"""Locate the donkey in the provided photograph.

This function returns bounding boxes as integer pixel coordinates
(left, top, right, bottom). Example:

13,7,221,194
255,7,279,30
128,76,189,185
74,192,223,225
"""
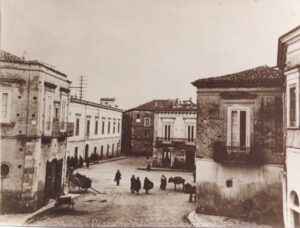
168,176,185,190
183,183,196,202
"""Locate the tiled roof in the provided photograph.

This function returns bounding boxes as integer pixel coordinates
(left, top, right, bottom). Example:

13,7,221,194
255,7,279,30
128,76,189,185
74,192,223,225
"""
125,99,197,112
0,50,67,77
192,66,283,89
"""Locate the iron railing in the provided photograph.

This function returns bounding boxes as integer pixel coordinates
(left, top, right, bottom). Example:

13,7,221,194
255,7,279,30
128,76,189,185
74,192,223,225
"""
156,137,196,146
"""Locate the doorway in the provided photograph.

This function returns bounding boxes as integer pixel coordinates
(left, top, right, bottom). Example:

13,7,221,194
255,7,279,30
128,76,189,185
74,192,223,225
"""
85,144,89,161
44,159,63,202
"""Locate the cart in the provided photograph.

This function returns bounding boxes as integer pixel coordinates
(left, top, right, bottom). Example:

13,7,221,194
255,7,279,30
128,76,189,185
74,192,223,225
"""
67,170,101,195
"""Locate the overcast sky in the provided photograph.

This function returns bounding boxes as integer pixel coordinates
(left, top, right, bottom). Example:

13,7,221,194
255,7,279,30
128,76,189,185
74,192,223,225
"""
1,0,300,109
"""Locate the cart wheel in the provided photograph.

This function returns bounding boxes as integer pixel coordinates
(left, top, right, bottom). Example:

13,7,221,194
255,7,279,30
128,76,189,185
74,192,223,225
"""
248,209,262,223
68,182,77,193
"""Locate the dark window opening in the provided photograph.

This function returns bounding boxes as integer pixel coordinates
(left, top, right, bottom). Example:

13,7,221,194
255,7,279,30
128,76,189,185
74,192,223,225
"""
290,85,296,127
240,111,246,150
1,164,9,178
226,180,233,188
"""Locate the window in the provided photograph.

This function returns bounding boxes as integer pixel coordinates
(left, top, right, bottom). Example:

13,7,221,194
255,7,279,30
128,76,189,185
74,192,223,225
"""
113,121,116,134
187,125,195,142
289,84,297,127
1,163,9,178
226,180,233,188
86,119,90,136
144,117,151,127
74,147,78,157
286,70,300,128
163,124,171,141
136,113,141,123
60,99,67,130
54,103,59,120
118,122,120,133
227,106,250,152
145,132,149,138
75,118,80,136
44,93,53,131
108,121,111,134
0,91,10,123
95,120,99,135
102,118,105,134
94,146,97,154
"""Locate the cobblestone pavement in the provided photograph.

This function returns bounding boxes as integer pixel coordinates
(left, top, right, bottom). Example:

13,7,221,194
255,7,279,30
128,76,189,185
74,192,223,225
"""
28,157,195,227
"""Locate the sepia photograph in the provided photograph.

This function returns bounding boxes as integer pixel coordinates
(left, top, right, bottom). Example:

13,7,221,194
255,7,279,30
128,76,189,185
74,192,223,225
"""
0,0,300,227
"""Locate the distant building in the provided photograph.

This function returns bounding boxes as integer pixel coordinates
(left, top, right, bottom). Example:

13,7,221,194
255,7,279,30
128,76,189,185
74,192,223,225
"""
192,66,284,217
278,26,300,228
152,100,197,170
122,98,196,170
67,97,123,166
0,50,73,213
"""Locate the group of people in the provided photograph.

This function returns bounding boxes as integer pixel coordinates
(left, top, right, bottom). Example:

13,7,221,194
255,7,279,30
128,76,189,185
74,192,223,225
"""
67,156,84,170
114,170,168,194
130,175,154,194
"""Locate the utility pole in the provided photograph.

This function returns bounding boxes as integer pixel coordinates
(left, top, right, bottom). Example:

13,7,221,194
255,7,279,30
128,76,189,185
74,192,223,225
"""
70,75,87,100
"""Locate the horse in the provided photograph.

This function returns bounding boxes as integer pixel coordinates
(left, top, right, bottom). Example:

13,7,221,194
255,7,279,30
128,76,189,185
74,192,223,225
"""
183,183,196,202
168,176,185,190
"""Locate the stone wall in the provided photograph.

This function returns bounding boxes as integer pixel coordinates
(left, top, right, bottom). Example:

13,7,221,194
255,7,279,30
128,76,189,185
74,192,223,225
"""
196,88,284,164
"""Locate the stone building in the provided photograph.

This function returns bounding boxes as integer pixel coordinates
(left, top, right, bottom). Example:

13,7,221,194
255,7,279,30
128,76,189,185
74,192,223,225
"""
122,100,167,156
278,26,300,228
122,99,195,159
0,50,73,213
152,101,197,170
192,66,284,217
67,97,123,165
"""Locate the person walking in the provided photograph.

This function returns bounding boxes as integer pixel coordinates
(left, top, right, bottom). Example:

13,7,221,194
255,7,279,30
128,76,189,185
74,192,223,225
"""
114,170,121,186
146,163,151,172
143,177,153,194
130,175,136,193
135,177,141,195
86,157,90,169
160,174,167,190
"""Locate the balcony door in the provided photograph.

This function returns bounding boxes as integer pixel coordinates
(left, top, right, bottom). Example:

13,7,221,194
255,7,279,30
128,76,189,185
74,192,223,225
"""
227,106,250,152
163,124,172,142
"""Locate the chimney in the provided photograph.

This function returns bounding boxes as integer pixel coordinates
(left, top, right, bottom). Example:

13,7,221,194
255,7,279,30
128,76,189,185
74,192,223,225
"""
100,97,116,106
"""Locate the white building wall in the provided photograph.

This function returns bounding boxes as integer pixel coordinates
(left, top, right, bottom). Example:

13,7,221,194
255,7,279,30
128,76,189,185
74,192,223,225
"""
153,112,196,139
67,101,122,160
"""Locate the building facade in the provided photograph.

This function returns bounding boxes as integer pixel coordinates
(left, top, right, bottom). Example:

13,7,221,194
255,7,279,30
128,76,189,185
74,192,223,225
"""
152,103,197,170
278,26,300,228
192,66,284,220
0,50,73,213
122,100,174,156
67,97,123,165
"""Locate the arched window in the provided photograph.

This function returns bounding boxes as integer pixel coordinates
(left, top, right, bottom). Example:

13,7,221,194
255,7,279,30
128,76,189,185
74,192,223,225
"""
290,191,299,206
1,163,10,178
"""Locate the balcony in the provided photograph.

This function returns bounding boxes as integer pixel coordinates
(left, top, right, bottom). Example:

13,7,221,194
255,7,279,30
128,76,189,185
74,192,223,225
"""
42,121,74,142
155,137,196,150
212,141,264,164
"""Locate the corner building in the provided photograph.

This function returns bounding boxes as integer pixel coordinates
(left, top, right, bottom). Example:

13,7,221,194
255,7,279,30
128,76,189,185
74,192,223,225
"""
0,50,72,213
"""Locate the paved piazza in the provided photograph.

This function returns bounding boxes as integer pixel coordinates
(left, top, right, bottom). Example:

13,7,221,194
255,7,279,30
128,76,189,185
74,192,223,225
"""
29,157,195,227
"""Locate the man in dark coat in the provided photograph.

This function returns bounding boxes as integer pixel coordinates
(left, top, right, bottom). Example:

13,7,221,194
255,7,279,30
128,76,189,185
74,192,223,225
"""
135,177,141,195
86,157,90,169
79,156,83,168
160,174,167,190
130,175,136,193
114,170,121,186
143,177,153,194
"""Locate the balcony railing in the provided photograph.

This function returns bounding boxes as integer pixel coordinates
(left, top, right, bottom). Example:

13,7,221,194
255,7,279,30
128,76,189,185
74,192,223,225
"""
155,137,196,148
212,141,263,164
43,121,74,138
